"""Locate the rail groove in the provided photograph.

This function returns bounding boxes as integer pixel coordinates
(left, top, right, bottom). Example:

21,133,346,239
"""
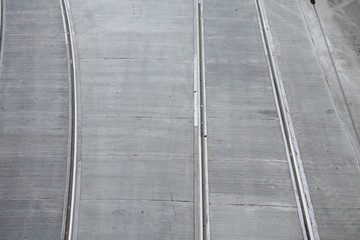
254,0,319,239
0,0,5,70
196,0,210,239
59,0,78,239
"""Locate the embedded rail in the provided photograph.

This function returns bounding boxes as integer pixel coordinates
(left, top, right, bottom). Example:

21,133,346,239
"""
59,0,78,239
255,0,319,239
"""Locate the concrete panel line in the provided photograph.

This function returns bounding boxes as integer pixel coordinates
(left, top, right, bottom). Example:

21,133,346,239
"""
254,0,320,239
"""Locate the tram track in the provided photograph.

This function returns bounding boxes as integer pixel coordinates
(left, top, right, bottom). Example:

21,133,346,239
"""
195,1,210,239
254,0,319,239
59,0,78,239
57,0,319,239
0,0,4,70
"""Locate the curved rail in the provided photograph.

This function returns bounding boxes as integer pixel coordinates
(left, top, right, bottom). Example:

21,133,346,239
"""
59,0,78,239
255,0,319,239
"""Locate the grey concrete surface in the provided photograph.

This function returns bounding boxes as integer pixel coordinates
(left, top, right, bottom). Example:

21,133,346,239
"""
0,0,69,239
203,0,303,239
317,0,360,122
310,0,360,163
69,0,195,239
2,0,360,239
296,0,360,166
263,0,360,239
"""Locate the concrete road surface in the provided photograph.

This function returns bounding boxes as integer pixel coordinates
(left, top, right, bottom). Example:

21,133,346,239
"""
69,0,195,239
0,0,360,239
0,0,69,239
203,0,303,239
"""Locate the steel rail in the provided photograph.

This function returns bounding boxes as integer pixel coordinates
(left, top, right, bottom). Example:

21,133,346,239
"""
194,0,203,239
197,0,210,239
0,0,5,71
254,0,319,239
59,0,78,239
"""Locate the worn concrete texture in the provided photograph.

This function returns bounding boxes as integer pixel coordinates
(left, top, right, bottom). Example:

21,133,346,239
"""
263,0,360,239
0,0,69,239
314,0,360,157
69,0,195,239
1,0,360,239
204,0,303,239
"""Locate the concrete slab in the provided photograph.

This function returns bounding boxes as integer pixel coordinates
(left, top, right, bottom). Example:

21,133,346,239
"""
72,13,193,60
70,0,195,239
79,59,193,118
81,155,193,201
203,0,303,239
77,200,193,240
70,0,193,16
210,204,302,240
263,0,360,238
0,199,65,240
2,0,359,239
315,0,360,140
0,0,69,239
